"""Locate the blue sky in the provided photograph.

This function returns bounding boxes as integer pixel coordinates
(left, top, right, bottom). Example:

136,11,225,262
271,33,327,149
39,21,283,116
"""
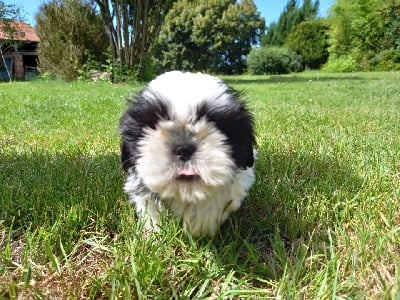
4,0,334,26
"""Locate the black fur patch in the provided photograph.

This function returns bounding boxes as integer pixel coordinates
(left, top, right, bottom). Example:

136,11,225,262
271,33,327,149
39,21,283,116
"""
196,90,255,169
120,92,170,171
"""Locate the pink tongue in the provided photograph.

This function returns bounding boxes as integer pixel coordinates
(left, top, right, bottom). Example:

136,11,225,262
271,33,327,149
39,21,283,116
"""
179,168,197,176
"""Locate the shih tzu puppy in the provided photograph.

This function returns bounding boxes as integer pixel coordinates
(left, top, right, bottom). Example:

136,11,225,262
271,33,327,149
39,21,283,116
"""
120,71,255,237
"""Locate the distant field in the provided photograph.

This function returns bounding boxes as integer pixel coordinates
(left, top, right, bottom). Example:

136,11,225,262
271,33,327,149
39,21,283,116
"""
0,72,399,298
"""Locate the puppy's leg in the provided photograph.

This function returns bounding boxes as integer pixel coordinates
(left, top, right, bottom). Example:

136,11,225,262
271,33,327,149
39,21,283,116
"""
131,193,160,231
183,168,255,237
182,200,224,237
124,170,160,231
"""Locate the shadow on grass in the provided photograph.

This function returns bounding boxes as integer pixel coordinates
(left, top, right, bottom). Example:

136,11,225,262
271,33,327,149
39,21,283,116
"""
1,145,364,283
0,150,124,242
212,143,364,280
224,74,374,85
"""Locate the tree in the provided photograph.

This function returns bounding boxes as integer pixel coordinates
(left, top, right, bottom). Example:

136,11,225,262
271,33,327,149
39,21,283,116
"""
154,0,265,74
262,0,319,46
0,1,23,81
379,0,400,51
0,1,20,21
36,0,108,80
326,0,400,71
326,0,354,59
285,19,329,69
94,0,175,79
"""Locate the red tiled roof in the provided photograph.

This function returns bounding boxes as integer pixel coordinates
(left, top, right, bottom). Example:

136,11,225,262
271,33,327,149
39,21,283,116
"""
0,20,39,42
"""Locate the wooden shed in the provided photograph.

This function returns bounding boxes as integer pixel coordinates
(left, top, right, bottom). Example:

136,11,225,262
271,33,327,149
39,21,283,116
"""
0,20,39,80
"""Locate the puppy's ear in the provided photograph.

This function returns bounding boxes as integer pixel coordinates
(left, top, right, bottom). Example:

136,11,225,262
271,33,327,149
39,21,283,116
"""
196,92,255,169
121,140,133,171
217,102,255,169
120,111,140,172
119,93,170,172
119,99,147,173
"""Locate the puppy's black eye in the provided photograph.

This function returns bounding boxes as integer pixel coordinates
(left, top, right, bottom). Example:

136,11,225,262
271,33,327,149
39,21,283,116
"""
173,144,196,162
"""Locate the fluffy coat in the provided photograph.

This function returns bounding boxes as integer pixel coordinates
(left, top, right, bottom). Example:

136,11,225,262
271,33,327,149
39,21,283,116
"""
120,71,255,237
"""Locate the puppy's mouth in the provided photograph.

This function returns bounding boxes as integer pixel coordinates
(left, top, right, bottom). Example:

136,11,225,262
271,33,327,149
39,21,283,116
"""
177,169,200,181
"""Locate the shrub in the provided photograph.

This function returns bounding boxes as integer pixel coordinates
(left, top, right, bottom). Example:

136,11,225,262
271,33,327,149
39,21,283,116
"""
247,46,304,75
36,0,108,81
321,55,359,72
285,20,330,69
369,49,400,71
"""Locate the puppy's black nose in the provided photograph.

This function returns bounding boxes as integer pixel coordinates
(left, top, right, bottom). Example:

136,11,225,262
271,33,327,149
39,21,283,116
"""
174,144,196,161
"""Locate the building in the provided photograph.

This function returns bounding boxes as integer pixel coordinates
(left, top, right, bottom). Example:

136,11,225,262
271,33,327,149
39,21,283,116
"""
0,20,39,80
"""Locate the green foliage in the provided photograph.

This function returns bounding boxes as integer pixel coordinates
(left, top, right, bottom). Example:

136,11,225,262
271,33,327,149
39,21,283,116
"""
94,0,175,81
154,0,265,74
368,49,400,71
262,0,319,47
109,62,138,83
380,0,400,50
77,52,140,83
285,20,329,69
321,54,358,72
327,0,400,71
36,0,108,81
0,1,21,21
247,46,304,75
0,2,23,82
77,51,103,81
0,2,22,55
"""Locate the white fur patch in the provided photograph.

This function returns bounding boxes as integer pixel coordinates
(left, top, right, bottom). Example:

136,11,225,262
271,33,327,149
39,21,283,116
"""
125,166,255,237
143,71,233,122
136,119,235,202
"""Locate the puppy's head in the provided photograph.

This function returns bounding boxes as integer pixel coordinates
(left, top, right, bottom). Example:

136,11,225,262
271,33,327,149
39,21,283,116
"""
120,71,254,203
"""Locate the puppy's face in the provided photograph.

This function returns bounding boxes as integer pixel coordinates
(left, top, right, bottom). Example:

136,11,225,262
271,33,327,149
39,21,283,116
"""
135,116,235,202
120,71,255,203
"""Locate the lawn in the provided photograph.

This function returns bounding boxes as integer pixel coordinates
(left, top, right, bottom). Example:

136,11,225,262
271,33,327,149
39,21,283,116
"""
0,72,399,299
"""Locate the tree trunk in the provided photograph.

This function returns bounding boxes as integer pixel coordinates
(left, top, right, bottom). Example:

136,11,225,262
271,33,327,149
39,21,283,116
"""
138,0,149,77
95,0,118,62
0,44,12,82
94,0,175,79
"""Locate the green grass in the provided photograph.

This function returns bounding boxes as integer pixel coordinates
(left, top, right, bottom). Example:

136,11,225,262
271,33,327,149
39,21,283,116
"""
0,72,399,299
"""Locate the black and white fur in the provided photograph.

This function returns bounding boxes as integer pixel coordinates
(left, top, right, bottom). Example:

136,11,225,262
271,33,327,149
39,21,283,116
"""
120,71,255,237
